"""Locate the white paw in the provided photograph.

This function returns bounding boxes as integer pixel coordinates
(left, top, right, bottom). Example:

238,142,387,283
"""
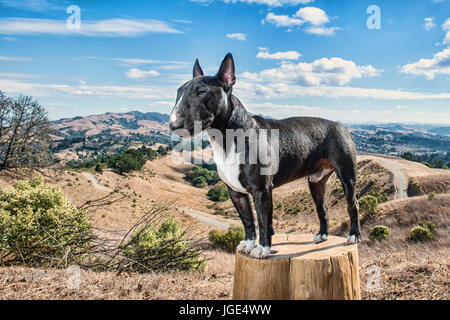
237,239,255,254
347,235,361,245
313,233,328,244
249,245,271,259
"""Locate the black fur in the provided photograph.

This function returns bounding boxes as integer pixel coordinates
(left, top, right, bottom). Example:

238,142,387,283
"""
170,53,361,254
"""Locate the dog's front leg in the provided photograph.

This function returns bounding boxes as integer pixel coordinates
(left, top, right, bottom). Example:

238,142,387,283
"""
228,187,257,254
250,188,273,259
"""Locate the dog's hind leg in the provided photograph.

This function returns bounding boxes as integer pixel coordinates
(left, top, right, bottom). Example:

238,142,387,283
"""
309,171,333,244
333,157,361,245
228,187,257,254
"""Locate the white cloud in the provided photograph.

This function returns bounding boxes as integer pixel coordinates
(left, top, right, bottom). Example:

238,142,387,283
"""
256,47,301,60
0,18,181,37
85,56,191,69
294,7,329,26
265,12,304,27
0,0,62,12
264,6,339,36
234,79,450,101
0,72,36,78
442,18,450,31
226,33,247,41
400,48,450,79
191,0,315,6
243,101,449,124
2,74,450,115
304,26,340,36
444,31,450,44
0,78,175,100
0,55,31,61
424,17,436,31
125,68,160,79
242,57,382,86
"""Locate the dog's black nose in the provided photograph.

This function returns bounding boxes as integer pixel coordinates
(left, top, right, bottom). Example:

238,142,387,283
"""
169,121,183,132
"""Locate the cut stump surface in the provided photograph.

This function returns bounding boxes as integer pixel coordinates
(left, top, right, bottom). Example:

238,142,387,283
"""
233,234,361,300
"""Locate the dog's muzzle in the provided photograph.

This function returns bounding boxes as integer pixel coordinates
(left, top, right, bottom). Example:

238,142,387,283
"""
169,120,184,132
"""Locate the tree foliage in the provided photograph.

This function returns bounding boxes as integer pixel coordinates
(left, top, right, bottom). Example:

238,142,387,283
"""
359,195,379,221
186,165,220,188
208,226,244,253
0,176,92,267
369,225,390,241
207,184,230,202
121,217,205,272
0,92,53,169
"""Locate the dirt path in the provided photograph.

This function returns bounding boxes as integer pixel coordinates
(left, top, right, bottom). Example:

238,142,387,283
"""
180,207,235,230
81,172,112,193
358,154,408,200
81,169,234,230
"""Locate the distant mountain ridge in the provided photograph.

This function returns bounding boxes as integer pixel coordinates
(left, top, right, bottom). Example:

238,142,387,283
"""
53,111,170,137
51,111,449,162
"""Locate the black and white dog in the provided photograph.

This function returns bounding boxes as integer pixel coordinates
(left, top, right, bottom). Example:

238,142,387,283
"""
169,53,360,259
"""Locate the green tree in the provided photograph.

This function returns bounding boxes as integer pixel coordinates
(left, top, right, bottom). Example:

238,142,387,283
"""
207,184,230,202
108,152,146,174
0,92,53,169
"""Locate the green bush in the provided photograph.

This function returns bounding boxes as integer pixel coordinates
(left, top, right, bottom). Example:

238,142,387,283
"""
121,218,205,272
0,176,92,267
209,226,244,253
419,220,436,235
108,151,146,174
428,192,436,200
408,179,421,196
369,225,390,241
95,162,103,174
192,176,208,188
187,166,220,187
359,195,379,220
409,226,434,242
207,185,230,202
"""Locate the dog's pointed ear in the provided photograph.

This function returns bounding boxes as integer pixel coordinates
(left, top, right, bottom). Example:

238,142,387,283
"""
217,53,236,86
193,58,204,78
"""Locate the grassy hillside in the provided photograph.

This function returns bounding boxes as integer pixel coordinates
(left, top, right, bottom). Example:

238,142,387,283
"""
0,153,449,299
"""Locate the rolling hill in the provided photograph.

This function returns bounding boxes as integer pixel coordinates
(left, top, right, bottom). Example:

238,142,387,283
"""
51,111,450,164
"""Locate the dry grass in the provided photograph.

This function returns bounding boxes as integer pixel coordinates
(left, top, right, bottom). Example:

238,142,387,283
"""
361,260,449,300
358,194,450,300
0,248,236,300
1,156,449,300
408,174,450,196
0,266,233,300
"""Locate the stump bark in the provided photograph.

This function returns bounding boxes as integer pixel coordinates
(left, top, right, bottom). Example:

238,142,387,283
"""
233,234,361,300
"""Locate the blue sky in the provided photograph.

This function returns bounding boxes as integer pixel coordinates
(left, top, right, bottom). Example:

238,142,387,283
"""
0,0,449,124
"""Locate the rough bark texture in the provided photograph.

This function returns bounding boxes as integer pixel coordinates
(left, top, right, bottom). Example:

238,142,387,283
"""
233,234,361,300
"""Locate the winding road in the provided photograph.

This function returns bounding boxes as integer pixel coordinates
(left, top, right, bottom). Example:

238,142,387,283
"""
357,154,408,200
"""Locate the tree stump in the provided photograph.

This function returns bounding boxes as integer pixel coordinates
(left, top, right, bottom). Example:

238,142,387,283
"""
233,234,361,300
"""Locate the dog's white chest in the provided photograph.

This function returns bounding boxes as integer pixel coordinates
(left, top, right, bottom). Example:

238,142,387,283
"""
207,135,249,194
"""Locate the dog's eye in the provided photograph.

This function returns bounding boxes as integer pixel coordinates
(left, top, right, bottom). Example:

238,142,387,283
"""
197,90,206,96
